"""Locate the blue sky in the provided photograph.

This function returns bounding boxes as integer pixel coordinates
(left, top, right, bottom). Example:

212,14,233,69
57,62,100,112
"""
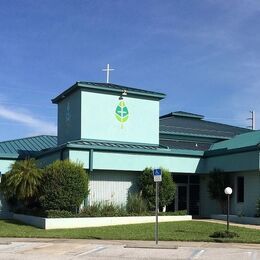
0,0,260,141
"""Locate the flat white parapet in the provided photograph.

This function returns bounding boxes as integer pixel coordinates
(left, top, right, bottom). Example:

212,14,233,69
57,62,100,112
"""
13,214,192,230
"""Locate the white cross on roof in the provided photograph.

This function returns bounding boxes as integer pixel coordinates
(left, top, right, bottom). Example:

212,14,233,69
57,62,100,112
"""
102,64,115,83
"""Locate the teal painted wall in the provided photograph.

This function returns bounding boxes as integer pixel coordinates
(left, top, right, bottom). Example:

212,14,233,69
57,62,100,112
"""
69,149,201,173
37,152,61,168
204,151,260,173
230,172,260,217
93,152,201,173
0,159,15,174
69,150,90,167
88,170,139,206
81,91,159,144
57,90,81,145
0,192,10,219
199,174,222,216
0,159,15,218
200,171,260,217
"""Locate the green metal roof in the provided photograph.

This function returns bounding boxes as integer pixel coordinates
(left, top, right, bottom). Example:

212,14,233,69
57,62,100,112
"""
0,135,57,159
52,81,166,103
38,139,204,158
209,130,260,151
160,111,251,139
160,111,204,120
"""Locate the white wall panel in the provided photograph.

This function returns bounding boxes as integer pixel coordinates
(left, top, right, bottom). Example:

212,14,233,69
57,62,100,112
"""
88,170,139,206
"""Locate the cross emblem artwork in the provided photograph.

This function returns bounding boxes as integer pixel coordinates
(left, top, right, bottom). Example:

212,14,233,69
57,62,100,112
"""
115,101,129,128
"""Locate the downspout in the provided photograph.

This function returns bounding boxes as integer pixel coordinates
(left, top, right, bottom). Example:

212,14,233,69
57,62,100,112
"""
187,175,190,215
258,144,260,173
60,147,66,160
259,150,260,173
86,149,94,207
89,149,94,172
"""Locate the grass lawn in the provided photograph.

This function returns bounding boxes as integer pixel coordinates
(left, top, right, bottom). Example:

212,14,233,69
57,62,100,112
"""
0,220,260,243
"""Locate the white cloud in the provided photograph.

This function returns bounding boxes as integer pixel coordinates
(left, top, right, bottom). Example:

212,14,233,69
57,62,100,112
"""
0,105,57,135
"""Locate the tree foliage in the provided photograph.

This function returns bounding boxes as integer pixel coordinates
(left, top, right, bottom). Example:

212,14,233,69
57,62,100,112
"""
0,158,42,206
39,160,89,212
139,167,176,210
207,168,231,213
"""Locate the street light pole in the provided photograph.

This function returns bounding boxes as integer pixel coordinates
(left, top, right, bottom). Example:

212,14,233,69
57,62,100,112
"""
224,187,232,233
227,194,230,232
155,182,159,245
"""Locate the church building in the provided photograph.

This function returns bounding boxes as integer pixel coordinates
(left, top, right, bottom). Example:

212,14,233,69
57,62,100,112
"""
0,81,260,219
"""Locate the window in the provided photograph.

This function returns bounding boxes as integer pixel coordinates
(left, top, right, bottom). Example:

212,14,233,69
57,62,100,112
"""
237,177,244,203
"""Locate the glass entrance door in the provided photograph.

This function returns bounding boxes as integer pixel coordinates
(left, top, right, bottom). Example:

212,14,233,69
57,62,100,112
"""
176,185,187,211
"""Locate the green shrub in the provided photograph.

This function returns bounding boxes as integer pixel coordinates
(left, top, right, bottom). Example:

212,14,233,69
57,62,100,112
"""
14,208,75,218
1,159,42,207
14,207,47,217
210,231,239,238
46,210,75,218
39,160,89,212
80,202,127,217
139,168,176,210
126,193,147,214
207,168,231,213
14,208,187,218
80,202,103,217
171,210,187,216
102,203,126,216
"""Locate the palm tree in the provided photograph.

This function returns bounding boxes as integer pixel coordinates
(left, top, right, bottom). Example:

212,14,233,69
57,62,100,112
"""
4,158,42,205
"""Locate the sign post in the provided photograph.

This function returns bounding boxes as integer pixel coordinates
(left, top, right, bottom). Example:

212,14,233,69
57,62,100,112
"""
153,169,162,245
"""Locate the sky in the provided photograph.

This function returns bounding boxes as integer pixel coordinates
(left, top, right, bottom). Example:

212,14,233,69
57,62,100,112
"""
0,0,260,141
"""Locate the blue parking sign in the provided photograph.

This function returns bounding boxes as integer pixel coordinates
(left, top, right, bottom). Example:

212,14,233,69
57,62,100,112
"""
153,169,162,182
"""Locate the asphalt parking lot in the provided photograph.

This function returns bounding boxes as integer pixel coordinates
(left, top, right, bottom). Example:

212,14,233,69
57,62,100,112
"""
0,238,260,259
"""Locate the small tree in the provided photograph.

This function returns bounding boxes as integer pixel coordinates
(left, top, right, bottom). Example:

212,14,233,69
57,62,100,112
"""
207,168,231,213
139,167,176,211
39,160,89,212
0,158,42,206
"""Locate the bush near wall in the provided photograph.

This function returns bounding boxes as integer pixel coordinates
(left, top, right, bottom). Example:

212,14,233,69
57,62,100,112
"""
139,167,176,211
207,168,231,213
0,158,42,208
126,193,147,214
14,207,187,218
39,160,89,213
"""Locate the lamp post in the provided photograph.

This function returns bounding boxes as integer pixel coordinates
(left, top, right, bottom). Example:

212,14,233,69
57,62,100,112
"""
224,187,232,233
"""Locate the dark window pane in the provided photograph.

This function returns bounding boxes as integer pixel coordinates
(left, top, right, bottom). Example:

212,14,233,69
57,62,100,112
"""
237,177,244,203
178,186,187,210
172,175,188,183
189,184,200,215
189,175,200,184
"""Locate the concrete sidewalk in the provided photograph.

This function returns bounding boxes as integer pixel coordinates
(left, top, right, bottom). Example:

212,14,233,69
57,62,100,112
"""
1,237,260,249
0,238,260,260
193,218,260,230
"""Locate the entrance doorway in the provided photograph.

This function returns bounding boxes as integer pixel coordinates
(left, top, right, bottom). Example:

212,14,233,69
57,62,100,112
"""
175,185,188,211
167,174,200,215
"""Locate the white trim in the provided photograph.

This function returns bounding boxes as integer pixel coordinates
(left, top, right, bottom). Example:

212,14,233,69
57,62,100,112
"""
13,214,192,230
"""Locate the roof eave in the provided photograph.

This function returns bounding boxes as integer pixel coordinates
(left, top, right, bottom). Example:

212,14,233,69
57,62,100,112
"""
66,143,204,157
0,153,20,160
204,144,260,157
52,83,78,104
159,131,231,140
52,82,166,103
